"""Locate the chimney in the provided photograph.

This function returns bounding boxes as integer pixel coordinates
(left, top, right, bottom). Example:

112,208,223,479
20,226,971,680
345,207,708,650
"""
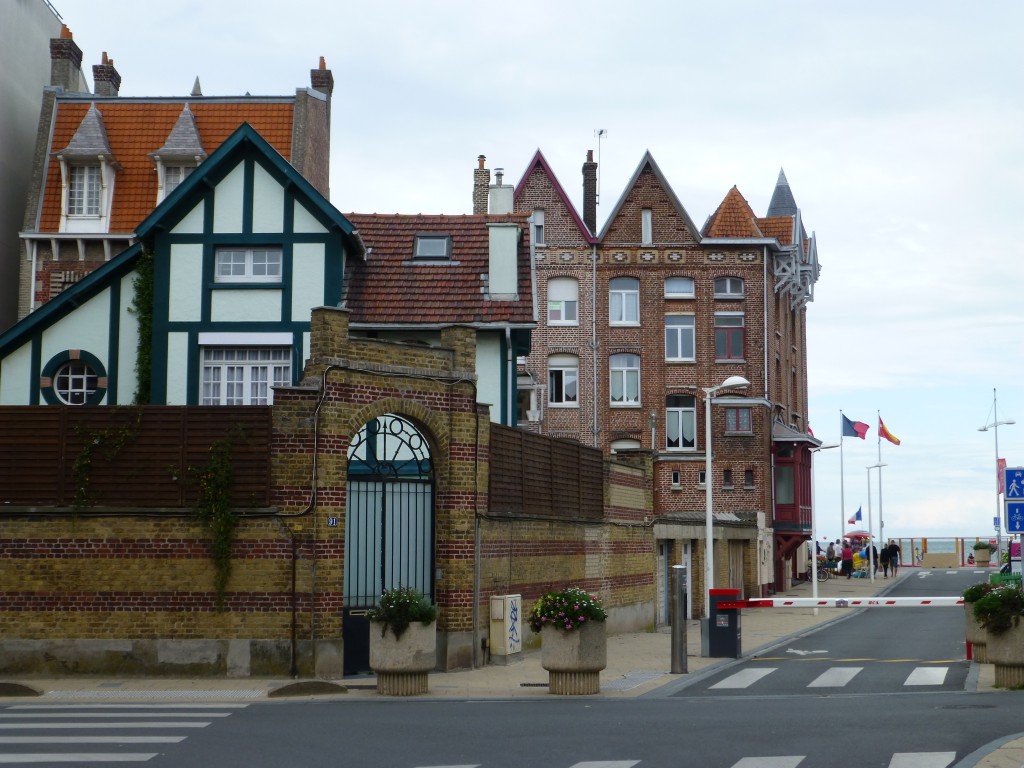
49,24,84,92
582,149,598,234
310,56,334,97
92,52,121,97
489,167,513,214
473,155,490,214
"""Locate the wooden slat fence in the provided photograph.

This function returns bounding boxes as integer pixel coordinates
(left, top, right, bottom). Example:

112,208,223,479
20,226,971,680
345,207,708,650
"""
488,424,603,519
0,406,271,508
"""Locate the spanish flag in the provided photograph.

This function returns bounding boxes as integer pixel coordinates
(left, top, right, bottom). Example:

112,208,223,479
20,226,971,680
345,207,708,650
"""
879,417,901,446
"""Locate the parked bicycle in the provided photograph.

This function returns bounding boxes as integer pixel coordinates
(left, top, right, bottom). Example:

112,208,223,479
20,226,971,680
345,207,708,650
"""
807,561,832,581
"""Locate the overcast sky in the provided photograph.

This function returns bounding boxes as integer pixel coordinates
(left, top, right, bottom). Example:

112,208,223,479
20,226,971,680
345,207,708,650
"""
60,1,1024,544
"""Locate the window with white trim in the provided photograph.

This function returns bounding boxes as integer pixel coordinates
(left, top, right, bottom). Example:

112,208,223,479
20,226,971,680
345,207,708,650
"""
201,347,291,405
609,353,640,405
532,209,545,246
214,248,283,283
164,165,193,195
714,276,745,298
548,354,578,406
665,315,695,361
665,394,696,451
641,208,653,245
609,277,639,325
54,361,99,405
68,165,101,216
664,276,695,298
714,312,745,360
547,277,578,325
725,406,752,433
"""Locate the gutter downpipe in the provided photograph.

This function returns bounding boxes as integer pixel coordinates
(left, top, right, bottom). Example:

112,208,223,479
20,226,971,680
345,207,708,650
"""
763,246,769,398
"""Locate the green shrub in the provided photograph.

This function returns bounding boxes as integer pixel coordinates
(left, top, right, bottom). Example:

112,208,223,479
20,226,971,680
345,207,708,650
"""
529,586,607,633
367,586,437,640
963,582,997,603
972,585,1024,634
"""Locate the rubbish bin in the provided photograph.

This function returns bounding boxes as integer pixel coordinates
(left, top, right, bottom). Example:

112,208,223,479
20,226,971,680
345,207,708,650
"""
705,588,742,658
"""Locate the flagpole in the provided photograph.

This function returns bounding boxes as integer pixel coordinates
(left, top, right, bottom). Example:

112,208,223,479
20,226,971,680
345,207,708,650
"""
878,410,884,551
840,410,846,541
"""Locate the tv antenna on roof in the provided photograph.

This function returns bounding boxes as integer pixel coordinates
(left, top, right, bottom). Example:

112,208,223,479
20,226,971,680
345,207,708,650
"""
594,129,607,205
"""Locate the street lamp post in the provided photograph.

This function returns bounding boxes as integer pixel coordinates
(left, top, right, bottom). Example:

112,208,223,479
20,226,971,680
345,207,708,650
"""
866,462,887,583
979,388,1015,566
703,375,750,618
810,443,839,612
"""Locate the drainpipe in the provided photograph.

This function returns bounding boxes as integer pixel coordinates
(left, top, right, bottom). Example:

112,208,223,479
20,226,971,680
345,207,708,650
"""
506,327,514,426
591,244,599,448
763,246,769,400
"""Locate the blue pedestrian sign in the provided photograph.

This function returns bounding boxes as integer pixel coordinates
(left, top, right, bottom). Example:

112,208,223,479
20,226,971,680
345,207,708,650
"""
1007,501,1024,534
1006,467,1024,500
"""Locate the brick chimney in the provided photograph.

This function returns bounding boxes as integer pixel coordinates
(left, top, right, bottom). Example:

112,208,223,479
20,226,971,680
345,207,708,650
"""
473,155,490,214
49,24,84,92
582,149,598,234
92,52,121,97
310,56,334,97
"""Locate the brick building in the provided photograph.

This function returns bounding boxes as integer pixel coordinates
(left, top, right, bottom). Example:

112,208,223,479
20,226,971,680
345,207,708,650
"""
480,151,821,615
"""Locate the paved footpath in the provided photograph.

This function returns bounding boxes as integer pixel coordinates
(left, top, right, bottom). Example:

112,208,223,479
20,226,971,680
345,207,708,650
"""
0,569,1017,766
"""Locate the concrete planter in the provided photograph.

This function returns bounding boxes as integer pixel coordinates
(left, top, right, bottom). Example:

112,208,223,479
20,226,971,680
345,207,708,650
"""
964,602,988,663
369,620,436,696
541,620,607,695
985,618,1024,688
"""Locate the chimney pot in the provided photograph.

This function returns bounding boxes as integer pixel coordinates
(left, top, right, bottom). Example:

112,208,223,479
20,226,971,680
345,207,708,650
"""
472,155,491,214
495,168,504,186
60,24,72,39
478,155,486,170
587,149,594,162
319,56,327,70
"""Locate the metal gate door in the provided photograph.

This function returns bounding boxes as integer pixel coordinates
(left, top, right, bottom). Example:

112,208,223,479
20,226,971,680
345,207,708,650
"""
343,414,434,675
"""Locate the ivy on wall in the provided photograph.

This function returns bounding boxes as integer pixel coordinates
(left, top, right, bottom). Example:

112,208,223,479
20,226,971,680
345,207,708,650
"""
72,409,143,511
190,439,236,609
129,249,154,405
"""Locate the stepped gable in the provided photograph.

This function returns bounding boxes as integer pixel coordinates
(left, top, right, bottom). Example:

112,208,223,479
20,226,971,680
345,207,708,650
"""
344,213,534,326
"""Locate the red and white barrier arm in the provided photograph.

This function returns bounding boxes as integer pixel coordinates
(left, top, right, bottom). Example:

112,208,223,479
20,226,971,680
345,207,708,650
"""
717,597,964,609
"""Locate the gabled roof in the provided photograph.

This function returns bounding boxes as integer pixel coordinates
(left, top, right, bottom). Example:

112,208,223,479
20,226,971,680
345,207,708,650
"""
702,186,763,238
54,104,118,165
344,213,534,327
512,149,597,243
597,151,701,242
37,97,295,233
136,122,357,248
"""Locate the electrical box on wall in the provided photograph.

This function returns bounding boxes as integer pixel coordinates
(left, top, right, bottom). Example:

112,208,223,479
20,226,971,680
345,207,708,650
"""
489,594,522,659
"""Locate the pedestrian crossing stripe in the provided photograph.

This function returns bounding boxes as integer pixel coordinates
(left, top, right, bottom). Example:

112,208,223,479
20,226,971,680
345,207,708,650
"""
710,665,951,690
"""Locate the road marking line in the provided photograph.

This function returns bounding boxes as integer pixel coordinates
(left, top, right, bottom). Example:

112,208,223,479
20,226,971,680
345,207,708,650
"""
0,737,185,744
0,755,158,763
0,722,210,729
888,752,956,767
0,712,229,719
732,758,804,767
710,668,776,689
808,667,862,687
904,667,948,686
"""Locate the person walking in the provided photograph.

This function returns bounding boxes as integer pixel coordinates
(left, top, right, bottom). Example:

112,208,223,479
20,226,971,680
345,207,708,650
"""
879,543,891,577
841,540,854,579
870,542,879,576
887,539,902,577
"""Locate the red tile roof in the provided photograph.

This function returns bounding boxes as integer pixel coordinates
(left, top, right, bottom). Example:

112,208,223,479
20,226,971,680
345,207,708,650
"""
702,186,762,238
755,216,794,246
345,213,535,326
39,99,295,232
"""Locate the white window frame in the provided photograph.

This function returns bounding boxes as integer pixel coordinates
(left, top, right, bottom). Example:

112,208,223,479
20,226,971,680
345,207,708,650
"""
214,248,283,284
609,277,640,325
664,276,695,298
201,347,291,405
547,277,578,325
68,165,101,216
164,164,193,196
665,315,695,362
54,360,99,405
714,312,745,360
714,276,745,298
547,354,579,407
532,209,545,246
665,394,697,451
609,353,640,406
641,208,653,245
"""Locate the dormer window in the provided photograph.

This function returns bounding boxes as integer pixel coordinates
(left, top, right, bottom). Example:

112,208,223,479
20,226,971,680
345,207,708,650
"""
414,235,451,260
68,165,101,215
164,165,194,196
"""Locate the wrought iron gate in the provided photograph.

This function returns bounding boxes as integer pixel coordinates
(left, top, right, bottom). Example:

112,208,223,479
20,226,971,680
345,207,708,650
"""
343,414,434,675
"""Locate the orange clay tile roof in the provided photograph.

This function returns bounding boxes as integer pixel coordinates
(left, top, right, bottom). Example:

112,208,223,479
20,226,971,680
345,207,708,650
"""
344,213,535,326
702,186,762,238
39,99,294,233
755,216,795,246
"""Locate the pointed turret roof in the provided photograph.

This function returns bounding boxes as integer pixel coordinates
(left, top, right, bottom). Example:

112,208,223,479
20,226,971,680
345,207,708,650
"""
766,168,798,217
148,104,207,161
55,104,119,166
702,186,763,238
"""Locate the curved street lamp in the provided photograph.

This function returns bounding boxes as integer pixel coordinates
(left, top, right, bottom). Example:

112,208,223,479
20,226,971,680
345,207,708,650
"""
703,375,750,618
979,387,1014,564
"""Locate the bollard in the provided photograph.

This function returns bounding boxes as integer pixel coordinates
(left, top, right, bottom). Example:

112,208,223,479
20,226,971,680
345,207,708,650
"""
671,564,688,674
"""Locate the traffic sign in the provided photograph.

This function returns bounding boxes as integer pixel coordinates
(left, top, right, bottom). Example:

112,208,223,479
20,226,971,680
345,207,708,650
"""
995,516,1001,530
1007,501,1024,534
1005,467,1024,499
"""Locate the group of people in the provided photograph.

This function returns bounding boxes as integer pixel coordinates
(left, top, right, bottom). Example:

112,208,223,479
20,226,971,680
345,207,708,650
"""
820,538,902,579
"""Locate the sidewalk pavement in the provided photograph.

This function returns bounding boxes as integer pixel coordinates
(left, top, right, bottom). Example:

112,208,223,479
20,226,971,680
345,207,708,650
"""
0,568,1015,764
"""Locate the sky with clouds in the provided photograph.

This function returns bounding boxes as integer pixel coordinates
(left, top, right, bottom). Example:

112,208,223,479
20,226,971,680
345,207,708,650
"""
59,0,1024,543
